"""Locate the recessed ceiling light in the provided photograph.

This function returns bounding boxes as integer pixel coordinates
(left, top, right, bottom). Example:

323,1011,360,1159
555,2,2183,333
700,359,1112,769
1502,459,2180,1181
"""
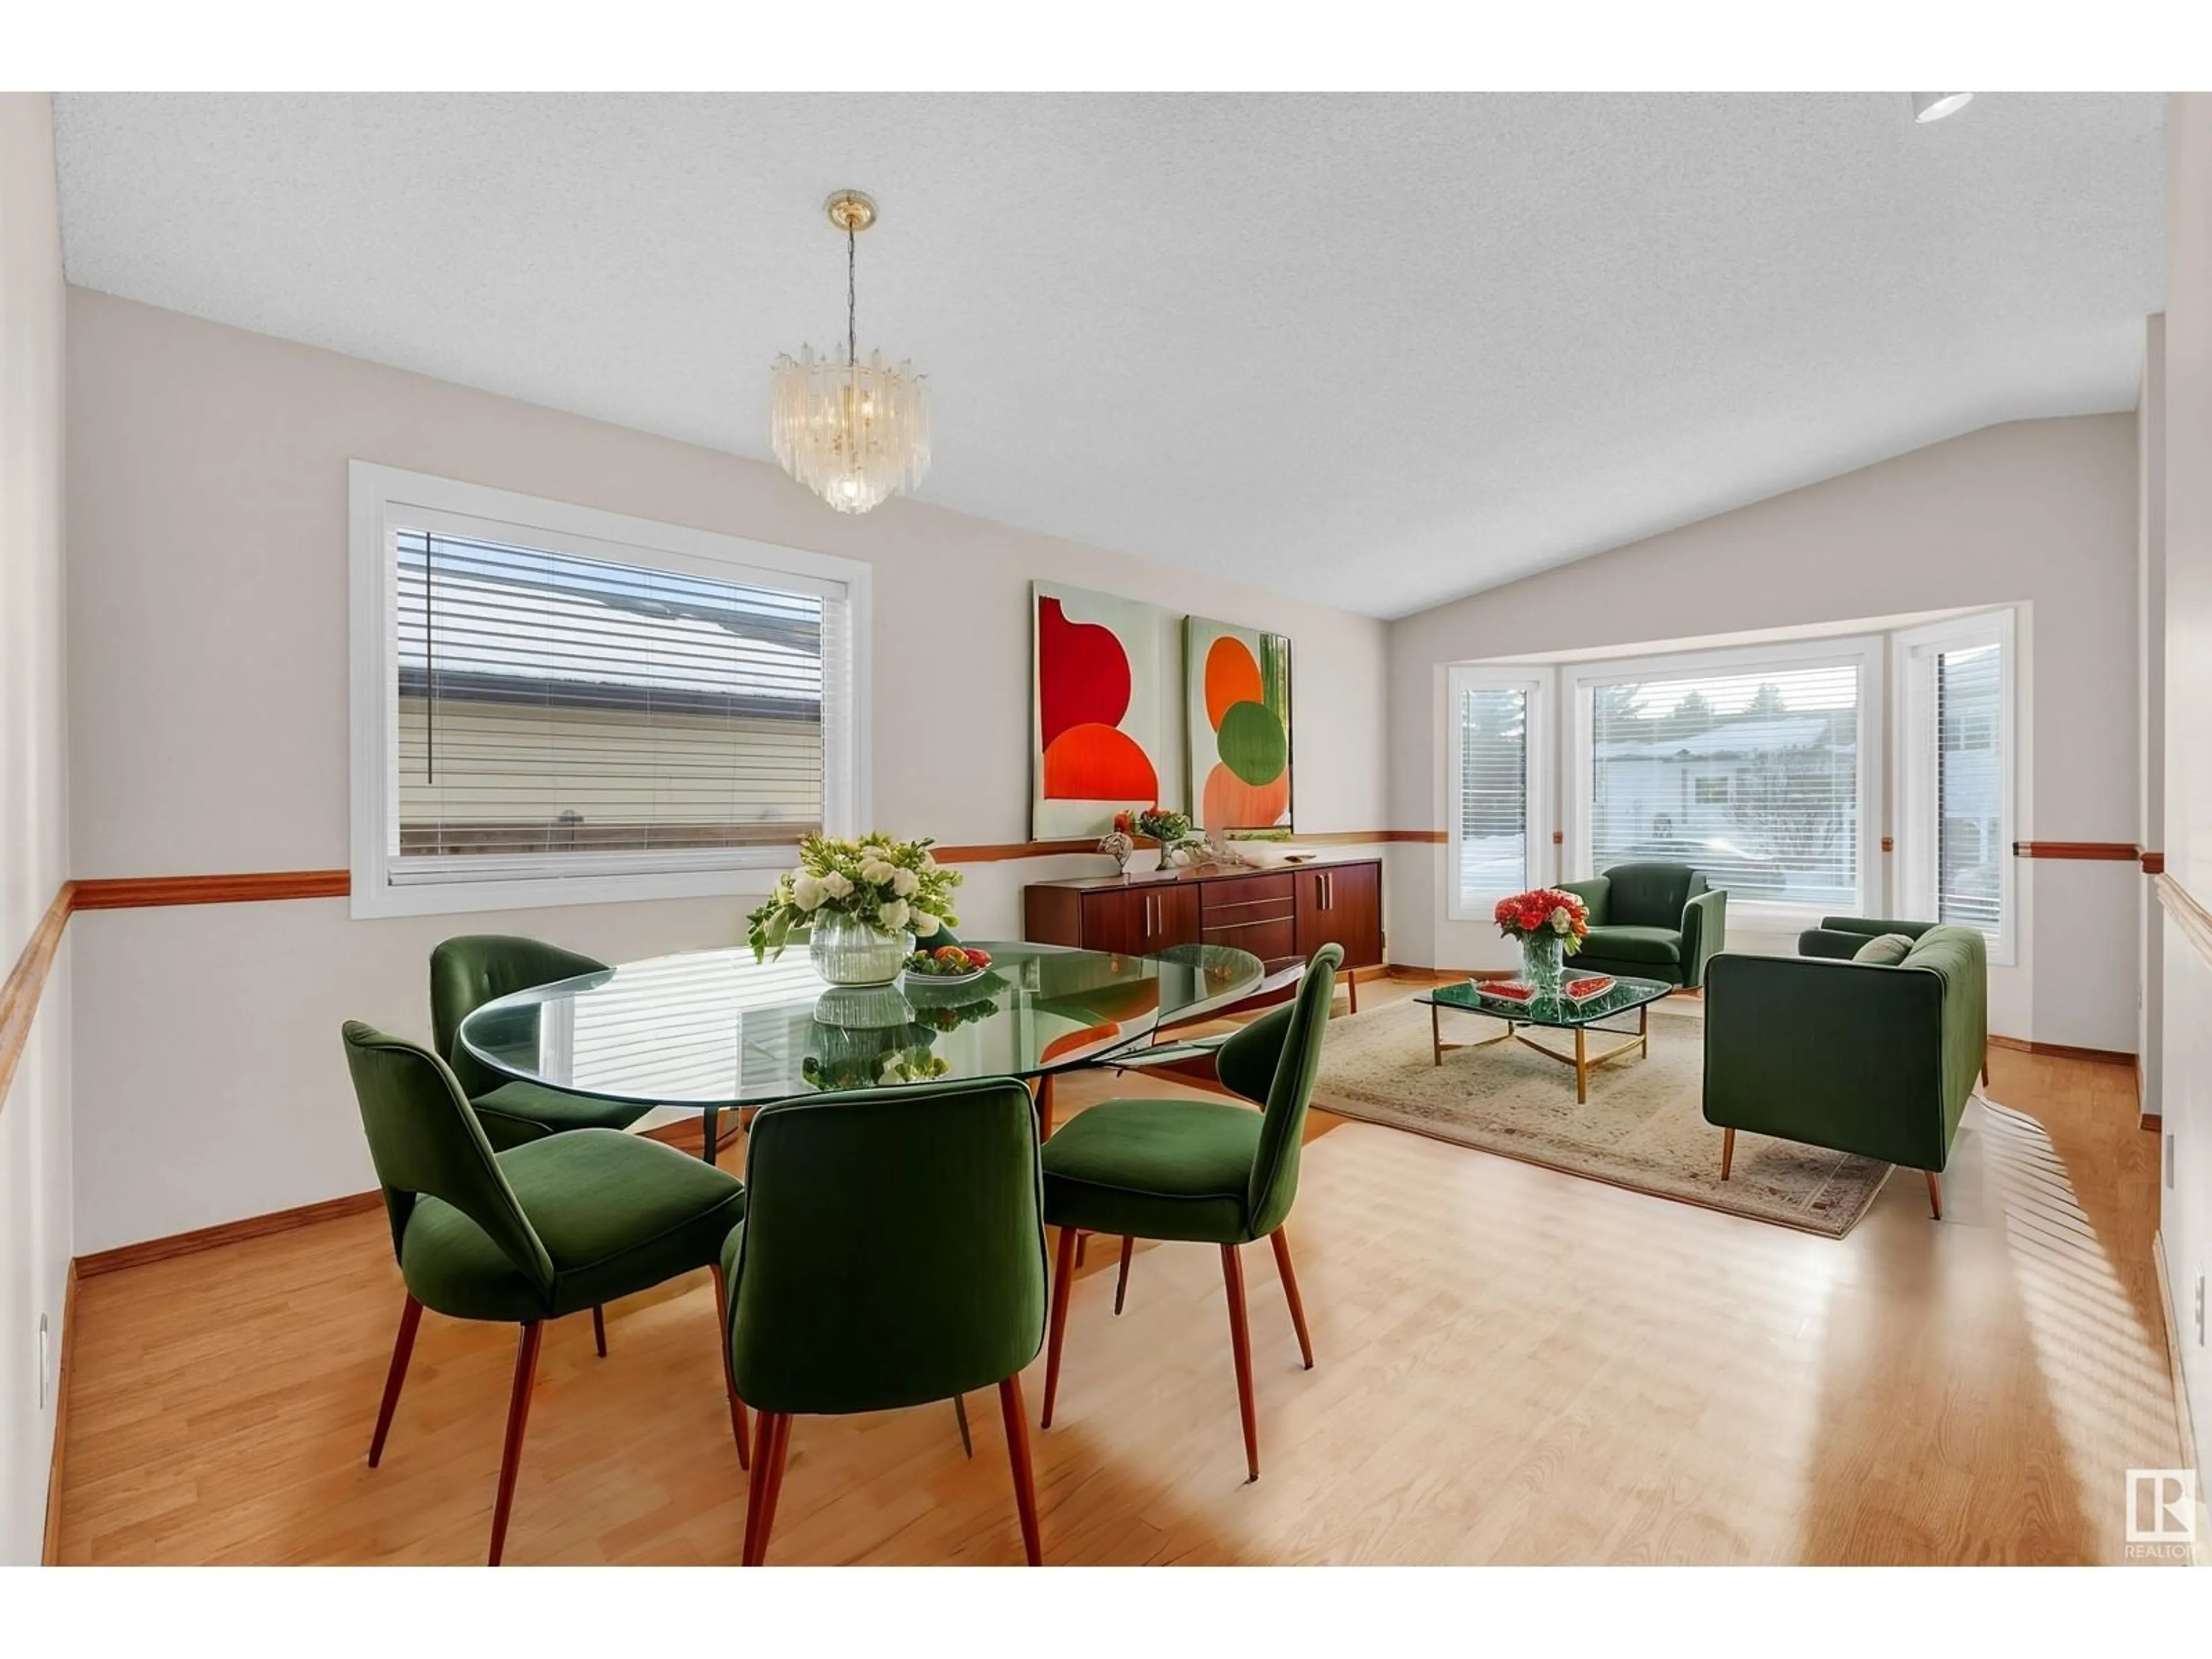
1911,92,1975,123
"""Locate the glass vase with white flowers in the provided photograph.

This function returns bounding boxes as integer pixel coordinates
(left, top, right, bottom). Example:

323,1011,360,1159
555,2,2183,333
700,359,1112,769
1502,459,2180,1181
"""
748,834,964,986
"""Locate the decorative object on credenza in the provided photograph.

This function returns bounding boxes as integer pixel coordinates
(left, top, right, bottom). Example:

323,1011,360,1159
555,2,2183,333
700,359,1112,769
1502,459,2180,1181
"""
770,190,931,515
1184,615,1293,831
1099,817,1137,875
1032,582,1175,839
1491,887,1590,1000
748,833,963,986
1197,827,1261,868
1135,805,1205,868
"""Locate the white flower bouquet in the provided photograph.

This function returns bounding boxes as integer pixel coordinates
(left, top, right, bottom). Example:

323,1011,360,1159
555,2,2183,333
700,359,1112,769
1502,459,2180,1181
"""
747,833,964,962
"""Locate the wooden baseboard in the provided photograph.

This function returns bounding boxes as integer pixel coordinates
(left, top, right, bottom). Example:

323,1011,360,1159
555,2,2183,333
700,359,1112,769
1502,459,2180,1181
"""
1986,1033,2137,1068
76,1189,384,1279
41,1259,77,1566
1384,965,1513,983
2142,1113,2164,1133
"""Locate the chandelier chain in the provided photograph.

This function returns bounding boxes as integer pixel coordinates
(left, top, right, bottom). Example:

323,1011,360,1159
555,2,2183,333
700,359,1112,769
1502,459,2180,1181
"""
847,223,857,365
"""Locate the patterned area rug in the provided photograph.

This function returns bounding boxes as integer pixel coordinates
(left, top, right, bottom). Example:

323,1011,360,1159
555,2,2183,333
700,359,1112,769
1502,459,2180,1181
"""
1313,995,1893,1237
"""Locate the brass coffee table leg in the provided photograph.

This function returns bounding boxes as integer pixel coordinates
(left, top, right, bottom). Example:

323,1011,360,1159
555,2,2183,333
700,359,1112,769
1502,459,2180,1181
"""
1431,1003,1517,1065
1510,1018,1650,1099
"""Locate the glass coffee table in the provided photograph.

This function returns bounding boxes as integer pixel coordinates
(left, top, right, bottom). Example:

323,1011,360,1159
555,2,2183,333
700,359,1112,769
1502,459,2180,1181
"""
1414,977,1673,1103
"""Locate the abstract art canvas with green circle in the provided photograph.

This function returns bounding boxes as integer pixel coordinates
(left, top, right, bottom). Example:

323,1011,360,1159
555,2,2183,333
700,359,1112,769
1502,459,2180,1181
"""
1183,615,1293,830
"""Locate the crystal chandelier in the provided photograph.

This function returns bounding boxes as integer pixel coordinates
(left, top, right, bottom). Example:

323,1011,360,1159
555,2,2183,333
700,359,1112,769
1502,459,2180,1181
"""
770,190,931,514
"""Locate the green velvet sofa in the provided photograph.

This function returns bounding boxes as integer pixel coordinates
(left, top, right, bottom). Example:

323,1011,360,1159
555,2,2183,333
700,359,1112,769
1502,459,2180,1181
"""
1558,862,1727,989
1701,919,1988,1218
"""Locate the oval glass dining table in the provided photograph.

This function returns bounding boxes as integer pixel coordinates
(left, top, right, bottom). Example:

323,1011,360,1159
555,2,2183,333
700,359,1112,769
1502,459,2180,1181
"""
456,938,1267,1460
456,939,1270,1163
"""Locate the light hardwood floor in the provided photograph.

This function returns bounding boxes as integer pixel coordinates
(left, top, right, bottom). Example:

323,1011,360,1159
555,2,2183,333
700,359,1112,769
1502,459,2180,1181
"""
55,978,2187,1565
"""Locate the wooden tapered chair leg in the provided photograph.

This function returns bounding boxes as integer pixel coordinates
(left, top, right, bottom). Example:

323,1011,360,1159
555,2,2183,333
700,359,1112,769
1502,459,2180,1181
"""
1925,1170,1944,1221
998,1374,1044,1565
487,1321,544,1567
1040,1225,1080,1428
591,1304,607,1358
1719,1126,1736,1181
1075,1232,1088,1268
742,1411,793,1565
1220,1243,1260,1482
1269,1228,1315,1370
710,1264,750,1469
367,1293,423,1467
1113,1236,1135,1316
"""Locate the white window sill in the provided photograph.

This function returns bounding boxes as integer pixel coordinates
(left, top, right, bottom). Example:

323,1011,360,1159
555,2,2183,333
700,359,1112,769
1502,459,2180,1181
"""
349,857,791,921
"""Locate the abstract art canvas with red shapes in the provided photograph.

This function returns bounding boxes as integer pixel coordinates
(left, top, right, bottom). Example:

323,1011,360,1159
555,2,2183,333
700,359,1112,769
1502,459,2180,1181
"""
1032,581,1176,839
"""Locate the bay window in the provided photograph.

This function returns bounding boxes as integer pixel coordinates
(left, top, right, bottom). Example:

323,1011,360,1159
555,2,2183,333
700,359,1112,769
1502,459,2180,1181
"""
1570,641,1881,917
1446,667,1546,917
1896,612,2015,961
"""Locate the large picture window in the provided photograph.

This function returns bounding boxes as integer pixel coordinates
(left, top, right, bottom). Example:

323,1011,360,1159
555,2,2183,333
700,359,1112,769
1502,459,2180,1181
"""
1575,645,1877,913
1446,668,1546,917
350,464,869,918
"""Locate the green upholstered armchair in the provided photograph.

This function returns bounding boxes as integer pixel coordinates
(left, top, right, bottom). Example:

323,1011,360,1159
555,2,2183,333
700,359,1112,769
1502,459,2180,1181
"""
341,1022,748,1565
724,1077,1049,1566
1557,862,1726,988
1700,922,1988,1219
1036,943,1339,1482
430,935,651,1153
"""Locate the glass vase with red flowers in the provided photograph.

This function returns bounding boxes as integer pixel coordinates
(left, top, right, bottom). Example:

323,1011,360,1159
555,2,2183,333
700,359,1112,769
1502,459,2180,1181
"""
1491,887,1590,998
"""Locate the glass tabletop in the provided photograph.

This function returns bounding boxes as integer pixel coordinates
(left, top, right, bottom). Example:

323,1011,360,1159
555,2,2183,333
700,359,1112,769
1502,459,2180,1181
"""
457,941,1266,1109
1416,975,1673,1028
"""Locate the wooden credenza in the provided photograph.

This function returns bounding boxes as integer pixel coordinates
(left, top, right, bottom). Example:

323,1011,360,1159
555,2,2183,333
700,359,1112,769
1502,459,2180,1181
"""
1022,857,1383,1010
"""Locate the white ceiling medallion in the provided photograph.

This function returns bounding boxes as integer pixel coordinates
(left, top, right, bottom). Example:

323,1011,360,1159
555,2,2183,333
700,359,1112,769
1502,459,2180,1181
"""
1910,92,1975,124
770,190,932,515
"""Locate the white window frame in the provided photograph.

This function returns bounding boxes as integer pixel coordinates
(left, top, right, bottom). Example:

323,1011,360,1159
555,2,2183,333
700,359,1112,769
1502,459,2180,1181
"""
1445,665,1550,921
348,462,872,919
1566,635,1884,930
1893,609,2018,966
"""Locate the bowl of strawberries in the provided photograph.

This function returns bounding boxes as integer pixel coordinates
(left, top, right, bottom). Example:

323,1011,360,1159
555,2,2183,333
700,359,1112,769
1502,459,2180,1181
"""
903,943,994,988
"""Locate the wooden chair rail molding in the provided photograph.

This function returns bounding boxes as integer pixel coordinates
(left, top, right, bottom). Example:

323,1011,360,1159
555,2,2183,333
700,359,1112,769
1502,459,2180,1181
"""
2009,841,2168,873
71,870,353,908
0,882,76,1115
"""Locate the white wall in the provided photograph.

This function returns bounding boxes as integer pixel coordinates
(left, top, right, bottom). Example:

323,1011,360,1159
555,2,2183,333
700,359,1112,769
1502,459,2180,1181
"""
1384,415,2141,1054
61,289,1389,1253
2158,92,2212,1495
0,93,73,1566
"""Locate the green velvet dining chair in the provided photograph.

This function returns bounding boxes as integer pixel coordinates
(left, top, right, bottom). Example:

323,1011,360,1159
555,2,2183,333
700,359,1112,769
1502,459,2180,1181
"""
342,1021,750,1565
1036,942,1339,1482
723,1077,1049,1565
431,935,652,1152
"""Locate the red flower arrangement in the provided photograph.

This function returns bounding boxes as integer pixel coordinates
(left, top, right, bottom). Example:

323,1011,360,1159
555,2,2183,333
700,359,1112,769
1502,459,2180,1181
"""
1492,887,1590,953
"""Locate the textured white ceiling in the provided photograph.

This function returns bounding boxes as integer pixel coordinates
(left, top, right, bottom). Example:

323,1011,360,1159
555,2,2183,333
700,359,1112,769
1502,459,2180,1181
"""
51,92,2165,618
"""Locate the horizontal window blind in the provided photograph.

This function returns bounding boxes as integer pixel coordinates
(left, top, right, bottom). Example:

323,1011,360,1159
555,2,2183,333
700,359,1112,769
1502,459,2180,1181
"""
392,527,832,877
1456,685,1530,906
1935,642,2003,933
1589,662,1859,907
